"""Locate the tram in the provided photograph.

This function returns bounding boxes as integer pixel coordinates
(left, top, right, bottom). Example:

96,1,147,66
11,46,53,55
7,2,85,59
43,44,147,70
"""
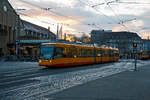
139,51,149,60
39,42,119,67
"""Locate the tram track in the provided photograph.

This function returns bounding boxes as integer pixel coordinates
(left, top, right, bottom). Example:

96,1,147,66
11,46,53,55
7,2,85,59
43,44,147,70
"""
0,62,117,84
0,61,132,100
0,61,126,86
0,60,147,100
0,66,40,75
0,72,43,86
0,68,43,80
0,60,142,86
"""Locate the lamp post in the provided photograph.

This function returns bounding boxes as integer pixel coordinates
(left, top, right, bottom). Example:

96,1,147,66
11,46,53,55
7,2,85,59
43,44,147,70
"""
15,15,20,55
133,42,137,71
93,43,96,63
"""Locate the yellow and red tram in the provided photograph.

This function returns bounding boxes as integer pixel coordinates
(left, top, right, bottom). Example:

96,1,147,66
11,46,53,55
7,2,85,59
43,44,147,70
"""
39,42,119,67
139,51,149,60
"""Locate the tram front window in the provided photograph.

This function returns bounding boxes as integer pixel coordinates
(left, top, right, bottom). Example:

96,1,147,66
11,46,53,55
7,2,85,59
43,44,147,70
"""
41,46,54,60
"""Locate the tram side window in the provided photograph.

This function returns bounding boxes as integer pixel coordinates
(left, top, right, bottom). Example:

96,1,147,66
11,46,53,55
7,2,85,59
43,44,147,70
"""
54,47,64,58
114,51,119,56
103,50,106,56
99,50,103,57
104,50,108,57
103,50,106,57
113,51,116,57
87,49,92,57
77,48,81,57
66,48,73,57
81,49,87,57
108,50,111,57
72,47,77,58
90,49,94,57
117,52,119,56
111,50,114,57
86,49,90,57
96,50,101,57
64,47,69,57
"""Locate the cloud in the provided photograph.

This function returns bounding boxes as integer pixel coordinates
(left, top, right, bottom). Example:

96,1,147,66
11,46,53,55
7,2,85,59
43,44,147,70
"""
8,0,150,38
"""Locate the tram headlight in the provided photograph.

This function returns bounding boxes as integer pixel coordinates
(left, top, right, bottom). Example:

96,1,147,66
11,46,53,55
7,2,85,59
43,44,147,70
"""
39,60,42,63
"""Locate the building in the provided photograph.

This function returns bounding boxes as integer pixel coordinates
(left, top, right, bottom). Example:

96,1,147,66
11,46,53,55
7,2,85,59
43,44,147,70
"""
0,0,20,56
91,30,143,57
17,20,56,56
21,20,56,40
20,20,56,40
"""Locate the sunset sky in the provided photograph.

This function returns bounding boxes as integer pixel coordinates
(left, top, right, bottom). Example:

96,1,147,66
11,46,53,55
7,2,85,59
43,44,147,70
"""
8,0,150,38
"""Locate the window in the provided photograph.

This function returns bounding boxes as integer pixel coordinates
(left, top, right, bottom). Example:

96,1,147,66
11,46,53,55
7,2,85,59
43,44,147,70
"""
25,30,28,36
114,51,119,56
100,49,104,57
108,50,113,57
81,48,87,57
41,46,54,59
104,50,109,57
96,49,101,57
72,47,77,58
28,30,31,36
54,47,64,58
87,49,93,57
77,48,82,57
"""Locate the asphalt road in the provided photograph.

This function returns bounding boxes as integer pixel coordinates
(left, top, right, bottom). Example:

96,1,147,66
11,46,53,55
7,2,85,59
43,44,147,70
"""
0,60,149,100
47,64,150,100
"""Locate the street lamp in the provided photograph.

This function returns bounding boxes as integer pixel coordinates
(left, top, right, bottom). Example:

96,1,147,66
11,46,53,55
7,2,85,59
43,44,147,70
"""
133,42,137,71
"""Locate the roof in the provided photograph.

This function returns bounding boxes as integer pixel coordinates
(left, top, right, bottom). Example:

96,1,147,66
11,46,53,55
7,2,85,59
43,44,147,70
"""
19,40,51,43
6,0,18,16
91,30,141,40
22,20,55,36
42,41,118,50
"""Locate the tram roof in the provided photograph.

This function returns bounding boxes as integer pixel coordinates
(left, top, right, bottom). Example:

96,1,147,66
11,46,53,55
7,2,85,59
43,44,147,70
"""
42,41,118,51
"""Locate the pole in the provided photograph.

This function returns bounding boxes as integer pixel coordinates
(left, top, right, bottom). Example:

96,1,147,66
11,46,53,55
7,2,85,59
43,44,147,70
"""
133,43,137,71
93,43,96,63
134,53,137,71
56,23,59,41
16,16,19,55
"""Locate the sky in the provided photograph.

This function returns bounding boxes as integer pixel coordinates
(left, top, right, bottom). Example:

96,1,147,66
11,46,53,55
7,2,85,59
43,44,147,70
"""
8,0,150,38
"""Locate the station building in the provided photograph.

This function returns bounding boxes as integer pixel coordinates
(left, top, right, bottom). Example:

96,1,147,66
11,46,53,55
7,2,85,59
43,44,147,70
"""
17,20,56,56
0,0,20,56
0,0,56,57
20,20,56,40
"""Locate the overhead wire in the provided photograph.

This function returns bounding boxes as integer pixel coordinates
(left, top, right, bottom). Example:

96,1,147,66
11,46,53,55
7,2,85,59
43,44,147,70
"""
115,1,150,5
17,0,127,30
106,0,150,34
18,0,81,22
18,12,57,27
82,0,145,33
17,0,103,30
16,0,148,34
78,0,131,32
79,0,118,24
104,0,130,31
